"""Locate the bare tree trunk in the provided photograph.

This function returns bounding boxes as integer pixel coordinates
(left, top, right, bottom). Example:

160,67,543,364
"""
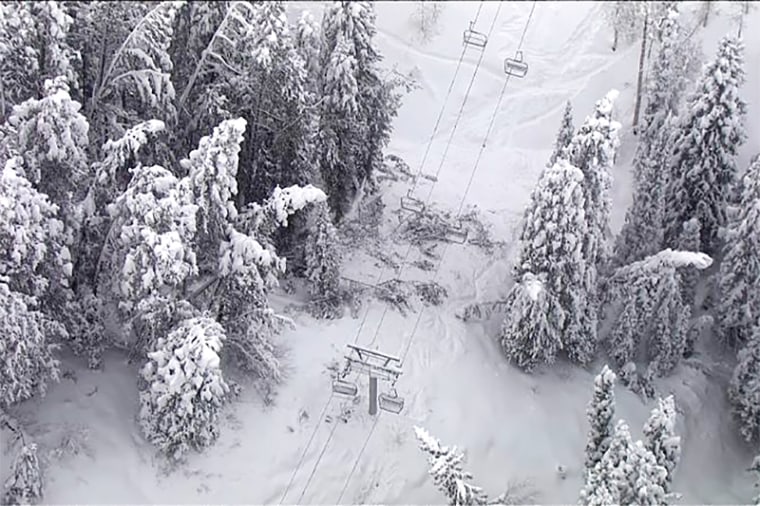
611,2,621,51
702,0,711,27
632,10,649,133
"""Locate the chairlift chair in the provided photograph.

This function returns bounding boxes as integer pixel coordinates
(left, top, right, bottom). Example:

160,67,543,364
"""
378,388,405,414
420,173,438,183
443,221,469,244
504,51,529,78
332,378,359,398
400,191,425,214
463,21,488,49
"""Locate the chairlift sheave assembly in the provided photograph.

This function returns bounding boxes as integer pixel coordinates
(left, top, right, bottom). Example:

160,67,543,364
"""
504,50,529,78
463,20,488,49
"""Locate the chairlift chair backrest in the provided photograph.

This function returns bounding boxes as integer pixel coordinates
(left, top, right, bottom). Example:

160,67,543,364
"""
444,222,469,244
463,21,488,49
332,379,358,398
400,193,425,214
504,51,529,78
378,389,404,414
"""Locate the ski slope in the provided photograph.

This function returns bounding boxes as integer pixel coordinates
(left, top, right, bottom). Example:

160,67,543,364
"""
2,1,759,504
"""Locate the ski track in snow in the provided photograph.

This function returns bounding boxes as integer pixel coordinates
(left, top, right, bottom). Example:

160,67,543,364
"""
3,2,759,505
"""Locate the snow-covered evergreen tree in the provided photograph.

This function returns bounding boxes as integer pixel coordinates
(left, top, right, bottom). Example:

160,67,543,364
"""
8,76,89,215
294,10,322,90
103,164,198,343
499,272,564,371
305,202,342,319
218,184,327,389
631,439,669,505
413,426,488,505
548,100,574,167
581,420,637,505
0,282,62,409
585,365,617,476
728,322,760,443
318,1,400,221
82,1,181,148
614,5,694,266
643,395,681,492
601,1,648,51
604,249,709,375
582,420,670,506
663,36,747,254
0,1,79,117
675,218,701,307
507,158,593,365
181,118,246,268
567,90,620,272
718,155,760,347
2,443,43,505
0,158,72,299
138,316,230,462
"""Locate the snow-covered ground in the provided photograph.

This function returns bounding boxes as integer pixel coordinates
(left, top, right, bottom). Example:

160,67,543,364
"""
3,1,759,503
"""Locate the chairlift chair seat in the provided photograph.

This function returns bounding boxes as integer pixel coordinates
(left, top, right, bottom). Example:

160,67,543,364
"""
463,21,488,49
332,379,358,398
378,390,405,414
400,194,425,214
504,51,529,78
444,222,469,244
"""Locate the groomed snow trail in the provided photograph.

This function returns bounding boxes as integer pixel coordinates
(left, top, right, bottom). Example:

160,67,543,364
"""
3,2,758,504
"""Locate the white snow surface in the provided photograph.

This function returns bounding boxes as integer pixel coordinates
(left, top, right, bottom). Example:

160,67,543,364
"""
2,1,759,504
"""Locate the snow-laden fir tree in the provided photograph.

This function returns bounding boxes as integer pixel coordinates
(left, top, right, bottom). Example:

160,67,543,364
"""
0,282,62,410
604,249,710,375
0,0,79,117
718,155,760,348
585,365,617,476
181,118,246,269
84,1,181,147
500,272,564,371
139,316,230,462
547,100,574,168
505,158,592,365
294,10,322,91
234,1,316,205
413,426,488,505
567,90,620,271
2,442,43,505
218,184,327,390
7,76,89,219
601,1,647,52
0,158,72,300
631,439,669,505
614,5,694,266
566,90,621,362
728,322,760,443
581,420,670,506
76,119,167,290
103,164,198,333
581,419,637,505
318,1,400,221
305,201,343,319
663,36,747,254
643,395,681,492
675,218,701,307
